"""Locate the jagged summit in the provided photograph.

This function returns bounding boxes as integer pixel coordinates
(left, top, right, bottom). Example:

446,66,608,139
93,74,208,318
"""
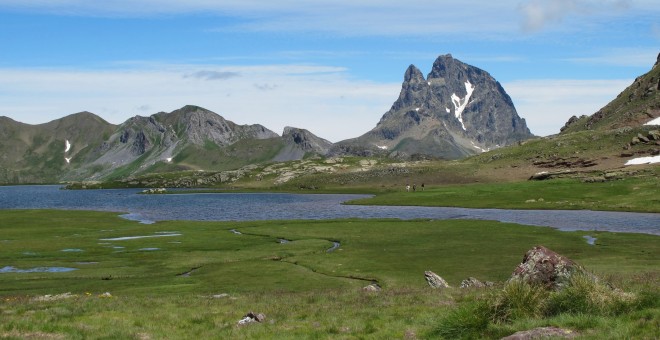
335,54,533,159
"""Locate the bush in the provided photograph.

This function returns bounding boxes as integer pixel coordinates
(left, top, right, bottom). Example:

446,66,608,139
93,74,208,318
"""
546,273,636,316
487,280,548,323
431,300,490,339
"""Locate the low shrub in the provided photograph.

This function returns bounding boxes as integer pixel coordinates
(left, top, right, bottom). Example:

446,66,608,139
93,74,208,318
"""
546,273,636,316
431,300,490,339
487,280,548,323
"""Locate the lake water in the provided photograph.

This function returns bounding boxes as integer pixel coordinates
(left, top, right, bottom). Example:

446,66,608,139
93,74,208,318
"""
0,185,658,235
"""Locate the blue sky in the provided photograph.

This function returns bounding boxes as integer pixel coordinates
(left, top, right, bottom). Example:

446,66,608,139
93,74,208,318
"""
0,0,658,141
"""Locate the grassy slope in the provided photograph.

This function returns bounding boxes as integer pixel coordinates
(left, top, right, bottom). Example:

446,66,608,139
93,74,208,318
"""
347,175,660,213
0,210,658,338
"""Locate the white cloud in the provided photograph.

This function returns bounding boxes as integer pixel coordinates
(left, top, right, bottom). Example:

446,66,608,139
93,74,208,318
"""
516,0,658,32
563,48,659,68
504,78,632,136
0,1,519,37
3,0,659,38
0,64,399,142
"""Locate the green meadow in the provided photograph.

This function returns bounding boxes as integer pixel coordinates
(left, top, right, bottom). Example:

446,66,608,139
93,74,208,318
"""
1,210,658,339
346,176,660,213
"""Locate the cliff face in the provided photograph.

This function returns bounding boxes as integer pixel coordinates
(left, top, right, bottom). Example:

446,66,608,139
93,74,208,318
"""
273,126,333,161
335,54,533,159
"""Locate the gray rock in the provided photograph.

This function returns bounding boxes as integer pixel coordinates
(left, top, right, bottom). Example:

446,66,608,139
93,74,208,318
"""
501,326,577,340
459,277,493,288
362,283,382,292
425,271,450,288
510,246,587,290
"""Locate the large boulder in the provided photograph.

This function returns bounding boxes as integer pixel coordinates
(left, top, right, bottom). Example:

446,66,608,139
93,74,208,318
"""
425,271,451,288
510,246,586,290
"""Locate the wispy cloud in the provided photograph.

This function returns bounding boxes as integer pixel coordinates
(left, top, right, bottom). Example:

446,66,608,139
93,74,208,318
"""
518,0,632,32
184,70,240,81
563,48,659,68
0,62,634,139
0,63,398,142
254,83,278,91
504,78,632,135
0,1,519,37
3,0,659,39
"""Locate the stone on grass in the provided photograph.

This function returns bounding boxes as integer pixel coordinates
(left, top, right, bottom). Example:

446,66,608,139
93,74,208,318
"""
501,326,577,339
32,292,76,302
362,283,381,292
425,271,450,288
460,277,493,288
238,311,266,326
510,245,588,290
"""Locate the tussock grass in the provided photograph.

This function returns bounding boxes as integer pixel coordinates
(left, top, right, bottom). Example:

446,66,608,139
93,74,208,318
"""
488,280,548,323
432,273,659,339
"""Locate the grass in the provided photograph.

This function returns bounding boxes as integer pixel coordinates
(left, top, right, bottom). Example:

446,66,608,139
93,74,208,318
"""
433,273,659,339
346,175,660,213
0,210,658,338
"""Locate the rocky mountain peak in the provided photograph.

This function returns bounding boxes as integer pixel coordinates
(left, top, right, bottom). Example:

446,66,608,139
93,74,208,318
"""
338,54,533,159
404,65,425,83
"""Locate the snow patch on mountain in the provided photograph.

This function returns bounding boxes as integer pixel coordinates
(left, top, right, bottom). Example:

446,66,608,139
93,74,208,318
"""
450,81,475,131
65,140,71,153
470,141,489,153
625,155,660,165
644,117,660,125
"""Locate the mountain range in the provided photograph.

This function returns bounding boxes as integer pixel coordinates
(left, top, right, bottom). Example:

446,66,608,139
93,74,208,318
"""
2,53,658,184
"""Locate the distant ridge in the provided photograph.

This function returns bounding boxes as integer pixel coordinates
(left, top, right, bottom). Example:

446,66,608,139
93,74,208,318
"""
0,106,329,183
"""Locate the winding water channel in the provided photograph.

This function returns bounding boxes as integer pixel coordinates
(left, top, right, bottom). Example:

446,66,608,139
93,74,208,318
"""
0,185,658,235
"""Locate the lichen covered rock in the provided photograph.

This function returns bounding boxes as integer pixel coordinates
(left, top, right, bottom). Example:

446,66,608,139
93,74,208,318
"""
510,246,587,290
425,270,450,288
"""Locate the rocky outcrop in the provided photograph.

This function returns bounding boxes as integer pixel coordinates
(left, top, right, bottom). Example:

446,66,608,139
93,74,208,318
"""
273,126,333,161
510,246,587,290
160,105,278,146
335,54,533,159
425,270,450,288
